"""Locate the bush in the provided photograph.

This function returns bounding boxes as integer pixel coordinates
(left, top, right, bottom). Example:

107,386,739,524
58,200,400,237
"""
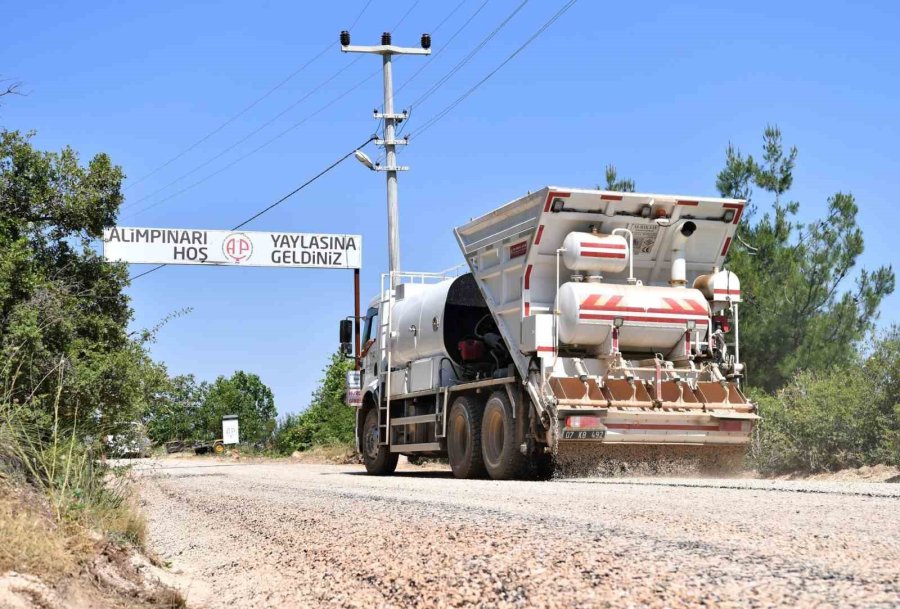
274,352,354,454
751,329,900,473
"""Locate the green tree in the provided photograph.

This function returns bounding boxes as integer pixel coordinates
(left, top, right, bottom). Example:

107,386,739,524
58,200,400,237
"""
143,374,208,444
717,126,894,390
0,129,159,436
600,164,635,192
274,352,354,453
199,371,276,444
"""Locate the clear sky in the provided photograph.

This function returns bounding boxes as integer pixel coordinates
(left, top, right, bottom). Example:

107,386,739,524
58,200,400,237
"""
3,0,898,414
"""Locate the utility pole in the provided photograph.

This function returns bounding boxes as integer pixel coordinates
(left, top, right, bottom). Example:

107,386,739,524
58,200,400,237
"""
341,31,431,287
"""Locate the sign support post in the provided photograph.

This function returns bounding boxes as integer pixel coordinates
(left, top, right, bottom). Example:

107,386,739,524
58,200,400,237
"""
354,267,361,370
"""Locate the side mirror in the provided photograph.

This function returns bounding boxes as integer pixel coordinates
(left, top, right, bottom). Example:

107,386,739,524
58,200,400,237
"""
339,319,353,344
339,319,353,356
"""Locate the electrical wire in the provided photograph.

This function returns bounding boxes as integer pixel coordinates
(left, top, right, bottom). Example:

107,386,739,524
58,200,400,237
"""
121,56,365,212
122,0,462,218
128,136,376,281
410,0,578,140
389,0,489,103
121,68,381,221
124,0,375,191
407,0,530,111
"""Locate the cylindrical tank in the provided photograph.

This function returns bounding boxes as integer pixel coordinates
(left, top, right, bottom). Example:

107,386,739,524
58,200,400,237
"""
389,273,492,367
391,282,451,366
693,270,742,305
558,282,710,351
562,232,629,274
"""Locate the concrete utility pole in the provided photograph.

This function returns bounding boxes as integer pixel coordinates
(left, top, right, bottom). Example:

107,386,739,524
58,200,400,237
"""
341,31,431,287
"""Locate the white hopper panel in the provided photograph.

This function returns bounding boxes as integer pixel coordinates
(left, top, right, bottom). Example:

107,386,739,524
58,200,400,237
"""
454,187,745,379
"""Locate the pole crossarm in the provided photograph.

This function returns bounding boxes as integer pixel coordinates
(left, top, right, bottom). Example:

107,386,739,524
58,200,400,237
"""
341,44,431,56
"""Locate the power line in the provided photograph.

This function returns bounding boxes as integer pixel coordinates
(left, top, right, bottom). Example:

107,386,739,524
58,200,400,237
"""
128,136,376,282
124,0,375,191
121,68,381,221
120,56,366,212
407,0,530,111
122,0,463,218
390,0,489,102
411,0,579,140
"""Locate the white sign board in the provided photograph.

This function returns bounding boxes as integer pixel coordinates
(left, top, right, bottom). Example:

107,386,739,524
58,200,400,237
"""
345,371,362,407
103,227,361,269
222,418,240,445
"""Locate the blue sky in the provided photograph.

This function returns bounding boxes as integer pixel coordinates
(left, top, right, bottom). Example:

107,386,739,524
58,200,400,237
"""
3,0,898,414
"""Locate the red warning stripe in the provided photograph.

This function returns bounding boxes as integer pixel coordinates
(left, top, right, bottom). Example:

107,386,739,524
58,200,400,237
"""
713,289,741,295
677,200,699,206
580,295,708,315
600,194,623,201
721,236,732,256
583,252,626,259
579,313,709,326
534,225,545,245
723,203,743,225
524,264,533,289
580,242,626,249
543,191,571,212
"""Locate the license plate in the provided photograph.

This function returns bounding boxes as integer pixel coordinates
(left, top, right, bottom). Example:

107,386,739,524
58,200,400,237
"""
562,429,606,440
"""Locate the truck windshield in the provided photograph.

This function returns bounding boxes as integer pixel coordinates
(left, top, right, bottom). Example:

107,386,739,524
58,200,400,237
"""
362,307,379,344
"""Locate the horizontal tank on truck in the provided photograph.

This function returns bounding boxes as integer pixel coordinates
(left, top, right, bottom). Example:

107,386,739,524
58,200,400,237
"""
344,187,757,480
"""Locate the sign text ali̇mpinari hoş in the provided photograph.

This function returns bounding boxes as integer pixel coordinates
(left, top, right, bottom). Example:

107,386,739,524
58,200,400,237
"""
102,227,361,269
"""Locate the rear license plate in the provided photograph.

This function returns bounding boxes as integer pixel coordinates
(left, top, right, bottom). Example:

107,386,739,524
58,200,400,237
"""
562,429,606,440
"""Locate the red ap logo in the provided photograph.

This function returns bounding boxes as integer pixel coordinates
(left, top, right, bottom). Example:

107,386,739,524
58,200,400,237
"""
223,233,253,263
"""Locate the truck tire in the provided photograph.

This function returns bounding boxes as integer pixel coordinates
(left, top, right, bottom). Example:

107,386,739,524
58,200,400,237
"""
362,408,398,475
447,395,486,479
481,391,528,480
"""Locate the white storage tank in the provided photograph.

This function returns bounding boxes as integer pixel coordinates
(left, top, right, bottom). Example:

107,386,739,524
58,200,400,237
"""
557,282,710,351
562,231,629,274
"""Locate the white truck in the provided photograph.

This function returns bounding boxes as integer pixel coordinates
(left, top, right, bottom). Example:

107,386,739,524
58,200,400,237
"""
345,187,756,479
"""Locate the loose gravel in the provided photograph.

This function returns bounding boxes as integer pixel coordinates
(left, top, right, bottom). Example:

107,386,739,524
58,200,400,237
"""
133,459,900,609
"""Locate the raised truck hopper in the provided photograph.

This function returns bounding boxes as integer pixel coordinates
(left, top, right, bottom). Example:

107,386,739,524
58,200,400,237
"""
454,187,757,452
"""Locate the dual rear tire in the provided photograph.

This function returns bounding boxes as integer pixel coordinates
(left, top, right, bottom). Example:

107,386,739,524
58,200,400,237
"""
447,391,530,480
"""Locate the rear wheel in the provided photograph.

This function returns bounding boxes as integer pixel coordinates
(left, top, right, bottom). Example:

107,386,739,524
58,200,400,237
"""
362,408,398,475
447,395,486,479
482,391,528,480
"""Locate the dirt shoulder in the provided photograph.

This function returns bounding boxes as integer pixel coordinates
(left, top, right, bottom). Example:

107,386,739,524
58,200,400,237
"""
0,480,187,609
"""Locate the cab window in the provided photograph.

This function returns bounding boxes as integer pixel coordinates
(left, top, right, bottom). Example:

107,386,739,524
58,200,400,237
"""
362,307,379,345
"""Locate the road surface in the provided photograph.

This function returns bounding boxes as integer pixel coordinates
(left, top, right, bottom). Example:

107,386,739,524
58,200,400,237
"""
132,459,900,608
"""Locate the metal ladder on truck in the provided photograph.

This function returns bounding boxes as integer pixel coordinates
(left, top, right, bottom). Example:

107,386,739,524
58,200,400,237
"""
376,272,395,446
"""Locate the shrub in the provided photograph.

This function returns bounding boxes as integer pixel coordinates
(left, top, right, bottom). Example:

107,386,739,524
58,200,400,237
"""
274,352,354,454
751,328,899,473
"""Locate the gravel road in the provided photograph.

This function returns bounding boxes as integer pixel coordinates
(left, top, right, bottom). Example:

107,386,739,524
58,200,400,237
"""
133,459,900,608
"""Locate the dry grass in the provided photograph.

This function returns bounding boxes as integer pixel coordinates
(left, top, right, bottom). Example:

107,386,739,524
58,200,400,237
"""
289,442,360,464
0,482,80,579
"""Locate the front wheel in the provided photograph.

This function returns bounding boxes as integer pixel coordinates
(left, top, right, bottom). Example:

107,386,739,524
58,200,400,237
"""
362,408,398,475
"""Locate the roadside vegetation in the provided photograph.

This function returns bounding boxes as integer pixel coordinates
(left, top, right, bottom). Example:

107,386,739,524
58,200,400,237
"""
272,352,355,455
611,125,897,473
0,126,185,605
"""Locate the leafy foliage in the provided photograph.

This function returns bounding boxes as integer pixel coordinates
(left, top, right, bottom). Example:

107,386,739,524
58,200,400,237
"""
143,371,277,445
717,126,895,390
274,352,354,453
0,128,164,438
600,164,635,192
199,371,276,444
143,374,207,444
751,327,900,473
